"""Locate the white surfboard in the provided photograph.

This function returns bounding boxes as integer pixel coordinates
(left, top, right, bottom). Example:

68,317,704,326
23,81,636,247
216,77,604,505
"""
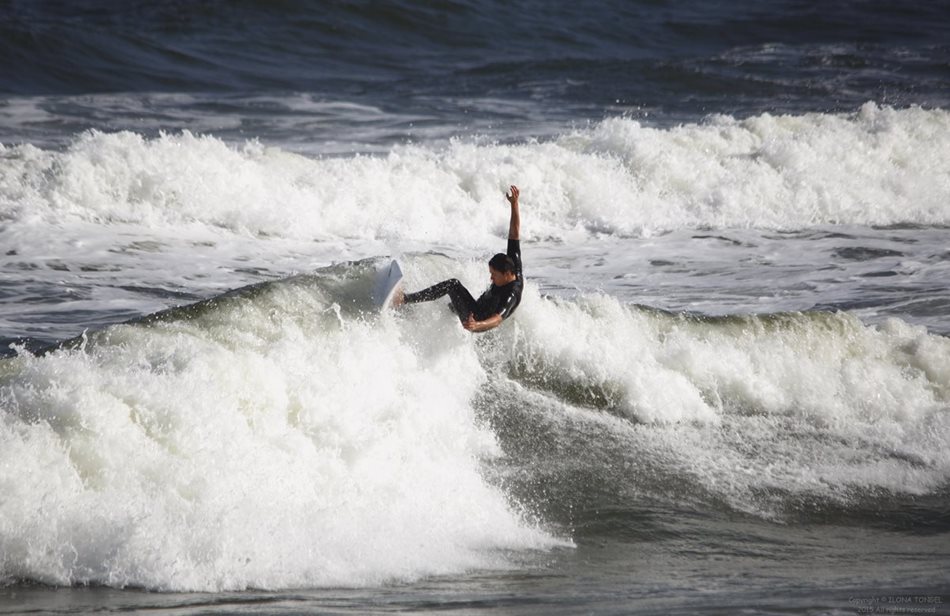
372,260,404,310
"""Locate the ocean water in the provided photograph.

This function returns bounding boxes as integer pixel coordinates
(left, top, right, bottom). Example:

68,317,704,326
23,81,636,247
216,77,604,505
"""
2,1,950,614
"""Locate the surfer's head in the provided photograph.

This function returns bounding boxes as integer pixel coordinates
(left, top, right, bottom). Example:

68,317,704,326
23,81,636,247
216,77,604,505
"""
489,253,516,273
488,253,517,285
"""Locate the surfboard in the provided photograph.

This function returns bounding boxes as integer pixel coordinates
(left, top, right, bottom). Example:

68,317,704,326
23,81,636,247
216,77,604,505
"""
372,260,404,310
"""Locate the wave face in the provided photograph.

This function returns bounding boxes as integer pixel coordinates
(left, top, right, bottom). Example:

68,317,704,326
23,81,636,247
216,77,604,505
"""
2,257,949,590
481,281,950,540
501,294,950,511
1,105,948,242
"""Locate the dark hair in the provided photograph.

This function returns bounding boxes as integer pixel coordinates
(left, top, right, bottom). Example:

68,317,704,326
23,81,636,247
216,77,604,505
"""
488,253,516,274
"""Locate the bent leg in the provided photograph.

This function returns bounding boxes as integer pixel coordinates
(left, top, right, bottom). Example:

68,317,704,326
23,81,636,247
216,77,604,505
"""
403,278,477,322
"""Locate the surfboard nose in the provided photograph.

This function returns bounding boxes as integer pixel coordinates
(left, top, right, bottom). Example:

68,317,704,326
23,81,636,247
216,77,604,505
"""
372,260,404,309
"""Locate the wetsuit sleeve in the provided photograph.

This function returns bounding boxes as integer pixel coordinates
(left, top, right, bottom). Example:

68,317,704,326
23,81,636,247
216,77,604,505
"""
507,239,522,279
498,238,523,320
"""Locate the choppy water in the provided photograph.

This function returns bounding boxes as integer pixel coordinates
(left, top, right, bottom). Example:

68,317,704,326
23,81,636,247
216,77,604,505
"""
1,1,949,614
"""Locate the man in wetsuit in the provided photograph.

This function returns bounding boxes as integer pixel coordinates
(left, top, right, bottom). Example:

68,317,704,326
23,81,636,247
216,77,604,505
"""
399,185,522,333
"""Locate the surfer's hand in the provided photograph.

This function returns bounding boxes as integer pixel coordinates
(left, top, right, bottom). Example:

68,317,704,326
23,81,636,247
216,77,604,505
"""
506,185,519,207
506,185,520,240
462,313,503,333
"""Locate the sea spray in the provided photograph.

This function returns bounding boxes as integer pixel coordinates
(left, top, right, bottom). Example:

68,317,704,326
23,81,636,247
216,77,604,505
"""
2,252,949,590
500,289,950,426
487,287,950,516
0,265,558,591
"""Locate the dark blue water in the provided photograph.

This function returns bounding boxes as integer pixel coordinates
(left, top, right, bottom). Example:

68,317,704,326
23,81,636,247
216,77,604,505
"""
2,0,948,150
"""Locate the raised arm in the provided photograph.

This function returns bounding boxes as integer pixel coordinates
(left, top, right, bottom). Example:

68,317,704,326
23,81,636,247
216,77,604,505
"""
462,186,523,334
506,185,520,240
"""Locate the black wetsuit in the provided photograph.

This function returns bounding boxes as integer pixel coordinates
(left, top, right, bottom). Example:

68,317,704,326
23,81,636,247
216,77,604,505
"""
404,239,523,323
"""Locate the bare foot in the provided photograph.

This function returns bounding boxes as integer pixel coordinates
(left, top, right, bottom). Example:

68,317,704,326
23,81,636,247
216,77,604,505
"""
391,285,405,307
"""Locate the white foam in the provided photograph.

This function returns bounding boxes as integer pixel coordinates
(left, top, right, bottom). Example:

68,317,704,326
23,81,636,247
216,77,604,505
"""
504,289,950,425
0,273,559,591
1,104,947,245
490,288,950,512
2,103,950,581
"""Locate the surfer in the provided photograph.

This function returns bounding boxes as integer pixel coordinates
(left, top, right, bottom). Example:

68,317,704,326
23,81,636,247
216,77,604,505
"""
398,185,522,333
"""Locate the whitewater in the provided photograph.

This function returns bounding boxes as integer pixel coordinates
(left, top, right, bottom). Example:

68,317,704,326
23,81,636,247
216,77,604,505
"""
0,107,947,616
2,103,947,242
4,0,950,611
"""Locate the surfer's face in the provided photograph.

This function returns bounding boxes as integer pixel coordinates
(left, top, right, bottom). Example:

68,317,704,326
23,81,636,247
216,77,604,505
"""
489,266,515,286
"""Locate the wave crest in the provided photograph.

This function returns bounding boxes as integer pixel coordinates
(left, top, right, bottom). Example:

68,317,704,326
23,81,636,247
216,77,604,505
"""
2,105,948,241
